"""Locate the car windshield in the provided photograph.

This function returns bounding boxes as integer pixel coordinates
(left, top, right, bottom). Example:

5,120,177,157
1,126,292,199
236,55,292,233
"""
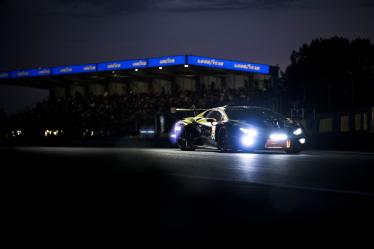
225,108,289,127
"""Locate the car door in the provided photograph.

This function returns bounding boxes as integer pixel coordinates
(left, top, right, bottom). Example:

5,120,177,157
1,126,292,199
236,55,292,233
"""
199,110,222,145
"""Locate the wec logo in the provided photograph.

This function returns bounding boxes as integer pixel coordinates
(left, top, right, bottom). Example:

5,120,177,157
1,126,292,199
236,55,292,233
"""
160,58,176,65
38,69,50,75
60,67,73,73
17,71,29,76
83,65,96,71
132,60,147,67
107,63,121,69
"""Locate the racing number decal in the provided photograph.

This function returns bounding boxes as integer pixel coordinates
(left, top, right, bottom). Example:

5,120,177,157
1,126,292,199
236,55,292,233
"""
211,126,216,140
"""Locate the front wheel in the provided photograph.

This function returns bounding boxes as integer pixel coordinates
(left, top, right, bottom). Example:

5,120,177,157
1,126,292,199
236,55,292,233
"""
218,128,233,152
177,127,196,151
285,147,302,154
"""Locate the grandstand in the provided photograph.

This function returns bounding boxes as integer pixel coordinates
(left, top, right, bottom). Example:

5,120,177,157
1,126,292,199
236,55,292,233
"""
0,55,279,139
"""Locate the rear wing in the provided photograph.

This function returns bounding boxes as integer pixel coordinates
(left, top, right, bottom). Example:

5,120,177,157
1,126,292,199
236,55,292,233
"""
170,107,207,119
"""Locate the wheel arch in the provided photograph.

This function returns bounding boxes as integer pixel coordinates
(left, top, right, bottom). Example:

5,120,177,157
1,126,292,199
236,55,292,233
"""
215,123,231,142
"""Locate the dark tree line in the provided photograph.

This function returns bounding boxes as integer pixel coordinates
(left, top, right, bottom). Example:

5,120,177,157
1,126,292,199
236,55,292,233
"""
283,36,374,113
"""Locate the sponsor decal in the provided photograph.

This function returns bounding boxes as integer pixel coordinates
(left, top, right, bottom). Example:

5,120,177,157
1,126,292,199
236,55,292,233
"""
83,65,96,71
233,63,261,71
196,59,224,67
148,55,185,67
132,60,147,67
59,67,73,73
160,58,176,64
37,69,51,75
188,55,270,74
107,63,121,69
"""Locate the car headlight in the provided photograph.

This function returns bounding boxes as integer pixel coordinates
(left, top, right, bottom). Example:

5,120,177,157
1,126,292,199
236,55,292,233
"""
174,125,182,133
293,128,302,136
241,136,255,146
170,123,183,143
173,123,184,135
240,128,257,136
269,133,288,141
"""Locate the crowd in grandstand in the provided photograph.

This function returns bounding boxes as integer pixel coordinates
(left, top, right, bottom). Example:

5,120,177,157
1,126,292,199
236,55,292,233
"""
1,87,272,139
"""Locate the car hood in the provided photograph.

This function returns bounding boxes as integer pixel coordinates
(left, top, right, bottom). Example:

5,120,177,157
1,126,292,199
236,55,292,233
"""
230,119,299,130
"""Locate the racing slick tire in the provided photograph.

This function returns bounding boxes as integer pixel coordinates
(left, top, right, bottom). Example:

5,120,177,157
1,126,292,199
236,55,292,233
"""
217,128,232,152
177,127,196,151
285,147,302,154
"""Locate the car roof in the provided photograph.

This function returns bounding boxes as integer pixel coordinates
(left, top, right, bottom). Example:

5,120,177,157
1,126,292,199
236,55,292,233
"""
196,106,273,118
221,105,271,111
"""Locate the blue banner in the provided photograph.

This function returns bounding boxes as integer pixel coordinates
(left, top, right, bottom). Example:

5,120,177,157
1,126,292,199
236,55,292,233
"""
187,56,270,74
0,72,9,79
97,59,147,71
52,64,96,75
4,55,271,80
147,55,186,68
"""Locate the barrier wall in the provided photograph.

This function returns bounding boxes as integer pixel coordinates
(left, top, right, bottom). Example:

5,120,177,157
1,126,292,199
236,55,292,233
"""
298,108,374,134
319,118,333,133
340,116,349,132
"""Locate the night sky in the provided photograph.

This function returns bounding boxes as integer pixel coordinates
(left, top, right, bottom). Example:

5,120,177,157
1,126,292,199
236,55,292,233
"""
0,0,373,114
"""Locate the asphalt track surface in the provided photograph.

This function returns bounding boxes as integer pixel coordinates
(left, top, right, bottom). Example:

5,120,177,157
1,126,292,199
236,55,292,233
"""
3,147,374,247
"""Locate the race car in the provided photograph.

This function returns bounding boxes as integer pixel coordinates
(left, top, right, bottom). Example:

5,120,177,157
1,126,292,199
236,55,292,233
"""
170,105,306,154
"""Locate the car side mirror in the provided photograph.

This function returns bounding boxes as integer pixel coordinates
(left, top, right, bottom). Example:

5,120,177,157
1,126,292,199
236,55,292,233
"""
206,118,217,123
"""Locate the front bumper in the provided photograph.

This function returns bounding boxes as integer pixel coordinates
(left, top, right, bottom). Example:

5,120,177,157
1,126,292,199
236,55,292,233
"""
232,135,306,151
264,138,291,149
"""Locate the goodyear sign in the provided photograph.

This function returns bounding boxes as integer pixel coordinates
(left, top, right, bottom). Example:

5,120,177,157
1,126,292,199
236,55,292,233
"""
187,56,269,74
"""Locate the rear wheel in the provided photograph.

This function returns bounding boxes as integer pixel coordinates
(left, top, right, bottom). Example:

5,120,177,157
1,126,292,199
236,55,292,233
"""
177,127,196,151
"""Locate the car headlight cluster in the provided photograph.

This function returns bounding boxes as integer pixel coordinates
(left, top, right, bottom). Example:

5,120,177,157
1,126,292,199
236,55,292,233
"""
292,128,306,144
174,125,182,132
240,128,257,136
293,128,302,136
240,127,258,147
170,123,183,142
